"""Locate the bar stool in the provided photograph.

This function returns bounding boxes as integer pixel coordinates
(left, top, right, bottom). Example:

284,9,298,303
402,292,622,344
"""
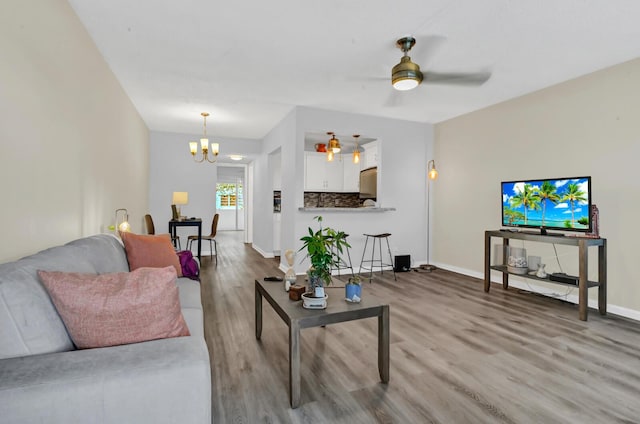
359,233,397,281
330,234,354,278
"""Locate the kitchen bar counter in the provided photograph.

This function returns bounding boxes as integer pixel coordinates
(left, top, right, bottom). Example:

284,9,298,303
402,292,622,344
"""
299,207,396,213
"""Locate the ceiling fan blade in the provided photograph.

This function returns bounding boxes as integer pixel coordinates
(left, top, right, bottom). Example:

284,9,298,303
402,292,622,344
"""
383,89,402,107
410,35,447,67
423,70,491,86
360,76,388,83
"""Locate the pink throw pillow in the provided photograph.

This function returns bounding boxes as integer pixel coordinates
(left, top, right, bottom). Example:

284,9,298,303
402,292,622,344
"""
120,232,183,277
38,266,190,349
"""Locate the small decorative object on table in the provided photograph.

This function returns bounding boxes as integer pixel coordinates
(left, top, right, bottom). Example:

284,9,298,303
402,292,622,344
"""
536,263,548,278
289,285,306,301
299,216,350,307
507,247,528,275
345,275,362,303
284,249,296,292
527,255,541,274
585,204,600,238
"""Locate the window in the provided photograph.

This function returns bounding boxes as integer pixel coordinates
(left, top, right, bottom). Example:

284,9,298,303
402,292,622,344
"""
216,182,243,210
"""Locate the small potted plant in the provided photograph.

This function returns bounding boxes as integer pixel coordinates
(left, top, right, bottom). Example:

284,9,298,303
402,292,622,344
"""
345,275,362,303
299,216,350,307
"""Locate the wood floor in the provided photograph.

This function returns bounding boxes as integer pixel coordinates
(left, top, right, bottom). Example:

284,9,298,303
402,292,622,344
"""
200,231,640,423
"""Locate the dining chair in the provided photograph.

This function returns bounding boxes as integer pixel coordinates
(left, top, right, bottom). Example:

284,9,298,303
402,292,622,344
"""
187,213,219,263
144,214,181,249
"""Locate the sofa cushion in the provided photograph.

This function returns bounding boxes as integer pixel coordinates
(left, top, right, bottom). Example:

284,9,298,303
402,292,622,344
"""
0,242,105,360
64,234,129,274
177,278,204,337
0,337,211,424
38,266,190,349
121,232,182,277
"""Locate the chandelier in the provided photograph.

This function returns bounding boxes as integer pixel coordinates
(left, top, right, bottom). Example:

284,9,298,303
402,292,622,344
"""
189,112,219,163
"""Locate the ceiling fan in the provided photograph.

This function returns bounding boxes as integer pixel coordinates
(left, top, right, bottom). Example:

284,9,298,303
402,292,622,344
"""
391,36,491,91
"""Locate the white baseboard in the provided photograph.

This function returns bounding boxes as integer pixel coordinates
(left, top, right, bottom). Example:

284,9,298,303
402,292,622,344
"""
251,244,275,259
431,261,640,322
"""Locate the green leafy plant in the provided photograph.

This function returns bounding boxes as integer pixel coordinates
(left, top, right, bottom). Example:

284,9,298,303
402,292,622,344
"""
299,216,350,285
348,275,362,285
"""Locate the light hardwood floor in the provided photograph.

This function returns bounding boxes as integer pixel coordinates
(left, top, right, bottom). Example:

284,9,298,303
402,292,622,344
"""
200,231,640,423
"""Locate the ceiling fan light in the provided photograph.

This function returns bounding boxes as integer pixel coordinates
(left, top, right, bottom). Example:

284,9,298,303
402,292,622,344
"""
392,56,423,91
393,77,419,91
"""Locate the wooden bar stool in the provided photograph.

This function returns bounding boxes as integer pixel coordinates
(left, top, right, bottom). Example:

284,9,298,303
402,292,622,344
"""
358,233,397,281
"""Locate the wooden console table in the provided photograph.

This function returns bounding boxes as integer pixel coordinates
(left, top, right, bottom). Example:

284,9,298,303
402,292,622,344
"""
484,230,607,321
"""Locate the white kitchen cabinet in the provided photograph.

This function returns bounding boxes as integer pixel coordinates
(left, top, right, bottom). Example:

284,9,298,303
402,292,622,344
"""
304,152,343,191
362,141,378,168
342,157,360,192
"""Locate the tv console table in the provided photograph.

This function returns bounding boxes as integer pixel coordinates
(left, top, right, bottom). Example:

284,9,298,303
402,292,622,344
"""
484,230,607,321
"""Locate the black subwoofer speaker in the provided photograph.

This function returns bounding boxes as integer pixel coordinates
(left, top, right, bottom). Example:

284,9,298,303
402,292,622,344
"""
394,255,411,272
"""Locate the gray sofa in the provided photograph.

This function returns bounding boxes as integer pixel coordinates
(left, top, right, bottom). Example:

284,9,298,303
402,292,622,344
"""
0,234,211,423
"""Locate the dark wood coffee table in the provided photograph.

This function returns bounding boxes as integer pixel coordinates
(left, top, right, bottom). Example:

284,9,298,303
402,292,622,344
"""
255,279,390,408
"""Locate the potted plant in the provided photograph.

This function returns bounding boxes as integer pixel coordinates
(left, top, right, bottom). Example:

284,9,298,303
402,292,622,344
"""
299,216,350,305
345,275,362,303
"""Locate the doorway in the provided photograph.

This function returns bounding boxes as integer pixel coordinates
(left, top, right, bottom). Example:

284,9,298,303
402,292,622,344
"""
216,165,246,231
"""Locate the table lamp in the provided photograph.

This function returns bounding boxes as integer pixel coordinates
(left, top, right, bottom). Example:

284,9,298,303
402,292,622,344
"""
172,192,188,219
114,208,130,233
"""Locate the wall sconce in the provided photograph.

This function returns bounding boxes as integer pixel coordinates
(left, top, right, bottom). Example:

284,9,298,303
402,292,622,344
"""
428,159,438,180
172,192,188,218
189,112,220,163
114,208,131,233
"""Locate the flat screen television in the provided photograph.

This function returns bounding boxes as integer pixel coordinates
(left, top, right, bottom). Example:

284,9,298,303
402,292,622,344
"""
501,176,592,233
359,166,377,200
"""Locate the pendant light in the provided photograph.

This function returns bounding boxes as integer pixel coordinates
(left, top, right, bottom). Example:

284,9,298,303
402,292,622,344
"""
352,134,361,164
326,131,341,162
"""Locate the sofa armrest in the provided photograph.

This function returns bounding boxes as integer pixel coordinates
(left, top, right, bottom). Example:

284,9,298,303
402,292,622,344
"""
0,336,211,424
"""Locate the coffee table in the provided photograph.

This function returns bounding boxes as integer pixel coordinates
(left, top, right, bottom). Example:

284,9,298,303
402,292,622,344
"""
255,279,390,408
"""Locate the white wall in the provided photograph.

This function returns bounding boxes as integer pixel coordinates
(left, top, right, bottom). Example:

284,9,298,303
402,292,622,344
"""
251,106,434,273
0,0,149,262
148,131,260,251
252,109,297,258
434,58,640,318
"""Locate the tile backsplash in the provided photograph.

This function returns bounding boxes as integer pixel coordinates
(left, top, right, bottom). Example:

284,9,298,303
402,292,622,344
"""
304,192,361,208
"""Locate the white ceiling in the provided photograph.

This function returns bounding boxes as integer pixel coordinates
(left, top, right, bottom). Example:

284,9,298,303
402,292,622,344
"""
68,0,640,140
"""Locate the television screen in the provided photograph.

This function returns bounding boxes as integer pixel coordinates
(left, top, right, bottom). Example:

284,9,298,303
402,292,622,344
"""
501,176,592,232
